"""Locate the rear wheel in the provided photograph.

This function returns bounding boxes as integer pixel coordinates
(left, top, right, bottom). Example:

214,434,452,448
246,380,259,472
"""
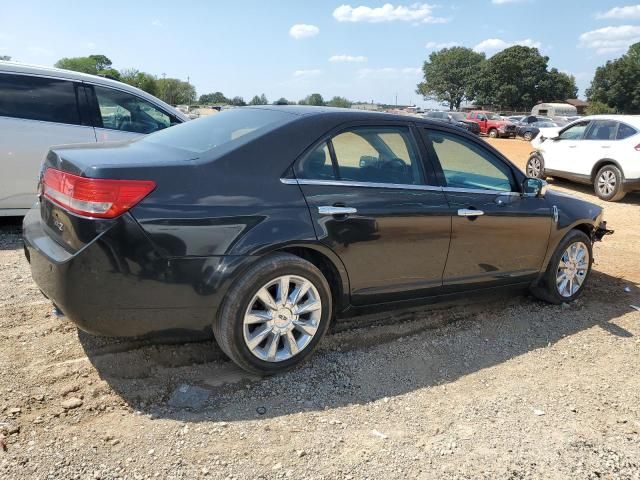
488,128,498,138
526,153,545,179
594,164,626,202
523,131,533,141
213,253,332,375
531,230,592,304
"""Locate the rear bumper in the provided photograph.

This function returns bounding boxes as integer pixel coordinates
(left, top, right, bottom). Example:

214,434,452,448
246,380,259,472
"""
23,206,256,337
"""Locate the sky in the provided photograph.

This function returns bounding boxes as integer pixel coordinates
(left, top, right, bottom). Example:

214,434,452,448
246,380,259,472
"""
2,0,640,107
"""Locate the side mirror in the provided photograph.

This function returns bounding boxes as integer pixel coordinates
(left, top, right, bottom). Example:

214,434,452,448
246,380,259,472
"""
523,177,547,198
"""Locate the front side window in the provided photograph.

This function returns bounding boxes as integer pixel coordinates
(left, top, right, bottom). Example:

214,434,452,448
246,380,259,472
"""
426,129,513,192
331,127,423,185
0,73,80,125
585,120,617,140
616,122,637,140
93,85,173,134
559,121,590,140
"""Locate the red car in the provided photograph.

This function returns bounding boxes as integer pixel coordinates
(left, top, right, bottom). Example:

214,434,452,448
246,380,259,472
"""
466,111,516,138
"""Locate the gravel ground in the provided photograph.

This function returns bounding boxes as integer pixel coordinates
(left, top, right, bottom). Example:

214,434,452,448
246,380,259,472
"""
1,139,639,479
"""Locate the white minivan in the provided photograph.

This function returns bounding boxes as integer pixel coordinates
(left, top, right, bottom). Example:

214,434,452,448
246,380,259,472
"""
0,62,189,216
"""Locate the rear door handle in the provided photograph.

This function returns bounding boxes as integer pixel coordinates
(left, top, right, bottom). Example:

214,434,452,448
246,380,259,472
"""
318,206,357,216
458,209,484,217
568,145,577,148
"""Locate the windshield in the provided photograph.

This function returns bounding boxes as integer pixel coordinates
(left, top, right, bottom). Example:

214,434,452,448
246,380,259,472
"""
449,112,466,121
142,107,295,154
486,113,502,120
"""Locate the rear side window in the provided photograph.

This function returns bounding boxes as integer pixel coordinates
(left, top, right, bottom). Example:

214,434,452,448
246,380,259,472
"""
0,73,80,125
93,86,173,134
299,142,335,180
143,107,295,154
585,120,617,140
617,122,637,140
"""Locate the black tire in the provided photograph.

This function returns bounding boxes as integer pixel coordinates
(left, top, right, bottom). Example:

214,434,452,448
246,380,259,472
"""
594,164,626,202
526,153,545,179
531,229,593,305
213,253,332,375
488,128,498,138
523,131,533,141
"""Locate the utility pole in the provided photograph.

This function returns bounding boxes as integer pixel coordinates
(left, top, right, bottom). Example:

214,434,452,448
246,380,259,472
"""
395,93,398,107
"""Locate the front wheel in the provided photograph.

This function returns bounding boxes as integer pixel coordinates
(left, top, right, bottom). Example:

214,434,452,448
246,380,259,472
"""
523,131,533,141
526,153,545,179
488,128,498,138
531,230,593,304
594,164,626,202
213,253,332,375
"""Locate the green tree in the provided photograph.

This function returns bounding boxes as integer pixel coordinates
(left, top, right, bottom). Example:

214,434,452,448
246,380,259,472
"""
538,68,578,101
156,78,196,105
473,46,551,111
199,92,228,104
305,93,325,106
417,47,485,110
274,97,290,105
326,96,352,108
0,55,11,61
586,101,616,115
54,55,114,76
230,96,246,106
586,43,640,113
119,69,158,95
297,98,308,105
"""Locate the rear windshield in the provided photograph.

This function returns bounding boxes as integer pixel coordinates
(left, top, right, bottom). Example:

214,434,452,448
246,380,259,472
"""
142,107,295,154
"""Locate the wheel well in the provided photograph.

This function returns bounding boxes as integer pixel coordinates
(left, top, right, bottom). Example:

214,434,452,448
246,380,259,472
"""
590,159,621,183
277,247,344,310
573,223,594,240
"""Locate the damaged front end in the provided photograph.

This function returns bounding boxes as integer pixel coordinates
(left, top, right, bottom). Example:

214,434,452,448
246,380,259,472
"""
593,221,614,242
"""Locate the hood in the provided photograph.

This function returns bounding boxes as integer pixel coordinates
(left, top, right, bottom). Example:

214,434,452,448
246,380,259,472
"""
530,127,562,147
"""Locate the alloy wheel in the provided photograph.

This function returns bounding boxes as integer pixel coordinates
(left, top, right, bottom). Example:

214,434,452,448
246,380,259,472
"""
243,275,322,362
527,157,542,177
555,241,589,298
597,170,616,196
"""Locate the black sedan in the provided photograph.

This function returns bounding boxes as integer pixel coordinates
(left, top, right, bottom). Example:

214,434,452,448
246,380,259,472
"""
424,111,480,134
23,106,611,375
517,120,559,141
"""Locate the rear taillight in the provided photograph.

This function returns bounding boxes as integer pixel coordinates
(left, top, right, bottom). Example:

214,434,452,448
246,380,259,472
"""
634,143,640,151
43,168,156,219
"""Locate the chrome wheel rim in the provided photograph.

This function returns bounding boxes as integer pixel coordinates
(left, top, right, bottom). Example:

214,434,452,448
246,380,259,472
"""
243,275,322,362
597,170,616,196
556,242,589,298
524,132,532,141
527,157,541,177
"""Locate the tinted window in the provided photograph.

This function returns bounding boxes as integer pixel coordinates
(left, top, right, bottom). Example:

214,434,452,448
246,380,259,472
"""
0,73,80,125
143,107,294,154
299,142,335,180
94,86,174,134
427,130,513,192
559,121,589,140
331,127,423,185
617,122,637,140
585,120,617,140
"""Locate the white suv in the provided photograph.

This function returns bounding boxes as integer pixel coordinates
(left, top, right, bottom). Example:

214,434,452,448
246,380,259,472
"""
526,115,640,201
0,62,189,216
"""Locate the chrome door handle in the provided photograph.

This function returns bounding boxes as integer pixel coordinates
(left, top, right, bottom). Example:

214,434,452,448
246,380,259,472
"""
318,206,357,215
568,145,577,148
458,209,484,217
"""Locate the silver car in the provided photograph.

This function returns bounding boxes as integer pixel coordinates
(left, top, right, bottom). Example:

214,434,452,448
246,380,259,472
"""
0,62,189,216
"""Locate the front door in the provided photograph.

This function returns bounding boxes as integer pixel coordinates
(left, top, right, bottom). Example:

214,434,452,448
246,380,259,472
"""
421,128,552,290
542,120,591,176
295,124,451,305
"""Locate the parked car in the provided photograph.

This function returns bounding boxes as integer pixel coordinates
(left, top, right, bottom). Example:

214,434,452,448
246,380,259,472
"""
24,106,612,374
507,115,525,123
519,115,553,125
424,111,480,134
466,110,516,138
517,121,559,141
527,115,640,201
0,62,189,216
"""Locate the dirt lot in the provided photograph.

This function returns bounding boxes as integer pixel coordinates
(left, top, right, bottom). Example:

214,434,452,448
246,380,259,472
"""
1,138,639,479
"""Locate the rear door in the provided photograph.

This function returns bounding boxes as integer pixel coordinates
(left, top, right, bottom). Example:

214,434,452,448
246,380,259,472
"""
85,84,181,142
294,123,451,305
0,73,96,213
421,127,552,290
580,120,619,176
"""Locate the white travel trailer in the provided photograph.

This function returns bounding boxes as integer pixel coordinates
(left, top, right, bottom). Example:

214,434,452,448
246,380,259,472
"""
531,102,578,117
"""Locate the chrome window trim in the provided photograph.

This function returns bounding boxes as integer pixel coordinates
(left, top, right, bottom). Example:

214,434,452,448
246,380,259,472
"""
280,178,520,196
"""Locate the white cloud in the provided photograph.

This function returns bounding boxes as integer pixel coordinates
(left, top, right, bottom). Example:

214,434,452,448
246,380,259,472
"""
579,25,640,54
333,3,448,24
329,54,367,62
473,38,541,54
293,69,322,79
289,24,320,39
425,41,460,50
151,19,163,27
84,42,96,49
357,67,421,79
596,5,640,19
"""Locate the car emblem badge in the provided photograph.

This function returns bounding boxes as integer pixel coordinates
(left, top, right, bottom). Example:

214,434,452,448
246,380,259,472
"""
54,219,64,232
